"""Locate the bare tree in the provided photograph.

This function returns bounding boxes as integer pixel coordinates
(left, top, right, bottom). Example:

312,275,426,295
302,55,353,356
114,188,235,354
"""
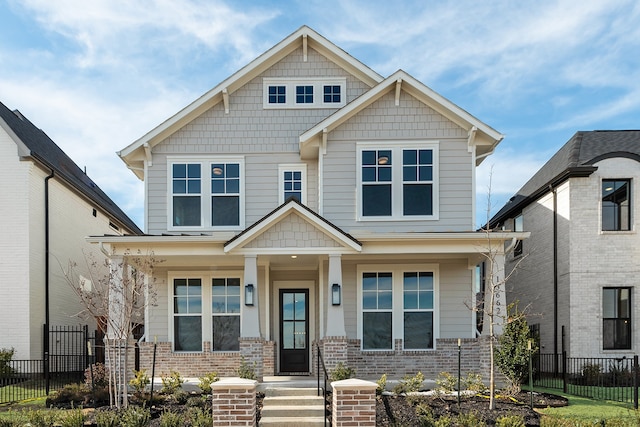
475,169,528,410
62,250,160,408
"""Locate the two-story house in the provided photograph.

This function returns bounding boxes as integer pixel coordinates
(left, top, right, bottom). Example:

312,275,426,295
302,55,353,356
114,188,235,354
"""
0,101,142,361
489,130,640,360
93,26,524,380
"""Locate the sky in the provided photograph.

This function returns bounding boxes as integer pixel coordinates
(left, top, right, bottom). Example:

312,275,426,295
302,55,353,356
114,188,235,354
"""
1,0,639,230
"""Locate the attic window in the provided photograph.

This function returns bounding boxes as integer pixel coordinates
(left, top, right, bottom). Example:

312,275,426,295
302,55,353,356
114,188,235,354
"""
263,78,345,109
92,209,97,217
109,221,120,232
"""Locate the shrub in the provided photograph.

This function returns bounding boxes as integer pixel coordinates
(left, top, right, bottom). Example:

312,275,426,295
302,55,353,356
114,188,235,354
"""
393,371,424,394
129,369,150,395
415,402,436,426
198,371,219,394
187,407,213,427
330,362,355,381
120,406,151,427
159,410,182,427
46,383,90,408
455,411,486,427
161,370,184,394
25,409,59,427
581,363,601,386
236,357,257,380
496,414,525,427
0,347,14,378
60,408,85,427
463,372,486,393
434,371,457,394
376,373,387,395
95,410,121,427
495,303,536,394
434,415,453,427
84,362,109,389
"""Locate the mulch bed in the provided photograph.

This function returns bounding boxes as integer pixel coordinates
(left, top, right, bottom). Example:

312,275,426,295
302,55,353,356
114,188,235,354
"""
376,392,567,426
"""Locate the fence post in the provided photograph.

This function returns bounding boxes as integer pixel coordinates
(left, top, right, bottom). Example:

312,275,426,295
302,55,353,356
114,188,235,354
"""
562,351,567,394
43,323,50,395
634,355,638,410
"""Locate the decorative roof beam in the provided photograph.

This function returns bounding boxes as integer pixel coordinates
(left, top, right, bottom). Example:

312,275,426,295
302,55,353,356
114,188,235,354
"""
143,142,152,167
222,88,229,114
395,79,402,106
321,128,328,155
303,34,308,62
467,126,477,153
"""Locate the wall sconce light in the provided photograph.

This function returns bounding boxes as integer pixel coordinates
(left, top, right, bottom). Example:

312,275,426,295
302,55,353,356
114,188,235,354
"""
332,283,341,306
245,284,254,306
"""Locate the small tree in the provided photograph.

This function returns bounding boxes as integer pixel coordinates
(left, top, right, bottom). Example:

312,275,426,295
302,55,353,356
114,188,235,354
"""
494,302,536,394
63,249,160,408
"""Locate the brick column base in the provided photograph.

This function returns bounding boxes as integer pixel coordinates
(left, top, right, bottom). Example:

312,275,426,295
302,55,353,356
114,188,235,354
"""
239,338,265,381
331,379,377,427
212,378,257,426
319,336,348,373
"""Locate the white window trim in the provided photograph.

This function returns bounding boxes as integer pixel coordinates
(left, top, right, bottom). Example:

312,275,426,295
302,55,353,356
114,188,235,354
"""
263,77,346,109
356,142,440,221
278,164,307,205
169,271,244,353
167,156,245,232
356,264,440,351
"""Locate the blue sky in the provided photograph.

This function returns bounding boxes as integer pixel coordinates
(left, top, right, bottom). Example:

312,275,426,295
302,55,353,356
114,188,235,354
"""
1,0,639,230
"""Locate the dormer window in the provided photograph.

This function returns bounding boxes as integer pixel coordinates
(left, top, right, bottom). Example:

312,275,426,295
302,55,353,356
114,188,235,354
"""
264,78,346,109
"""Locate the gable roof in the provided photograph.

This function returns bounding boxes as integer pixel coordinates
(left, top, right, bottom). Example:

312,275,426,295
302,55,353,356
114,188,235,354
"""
299,70,503,162
489,130,640,227
224,198,362,253
118,25,384,178
0,101,142,234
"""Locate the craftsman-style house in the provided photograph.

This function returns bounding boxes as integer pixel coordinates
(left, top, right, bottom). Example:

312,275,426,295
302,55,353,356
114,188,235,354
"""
93,26,525,380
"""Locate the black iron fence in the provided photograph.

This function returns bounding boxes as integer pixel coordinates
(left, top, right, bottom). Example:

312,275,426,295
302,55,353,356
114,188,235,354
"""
531,352,640,408
0,325,99,404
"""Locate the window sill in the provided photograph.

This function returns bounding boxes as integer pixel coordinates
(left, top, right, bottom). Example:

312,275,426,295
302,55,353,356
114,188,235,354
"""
600,230,636,235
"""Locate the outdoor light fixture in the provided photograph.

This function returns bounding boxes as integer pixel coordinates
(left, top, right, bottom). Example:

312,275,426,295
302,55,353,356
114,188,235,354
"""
245,284,254,306
332,283,341,306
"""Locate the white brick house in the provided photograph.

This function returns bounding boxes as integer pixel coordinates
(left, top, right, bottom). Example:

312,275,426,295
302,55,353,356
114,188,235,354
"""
0,102,142,360
94,26,524,380
490,130,640,358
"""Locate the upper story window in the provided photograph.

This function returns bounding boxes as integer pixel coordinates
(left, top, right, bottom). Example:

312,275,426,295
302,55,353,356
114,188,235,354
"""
603,287,631,350
263,78,346,109
278,164,307,204
514,213,523,256
602,179,631,231
268,85,286,104
169,157,244,231
357,143,439,221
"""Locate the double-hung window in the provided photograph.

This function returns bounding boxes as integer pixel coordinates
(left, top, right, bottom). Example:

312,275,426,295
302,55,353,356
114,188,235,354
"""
359,265,438,351
403,272,434,349
212,278,241,351
602,179,631,231
169,157,244,231
358,143,438,220
603,287,631,350
362,272,393,350
173,278,202,351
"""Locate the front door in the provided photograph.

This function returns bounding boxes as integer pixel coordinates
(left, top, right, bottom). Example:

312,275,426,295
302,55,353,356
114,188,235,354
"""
279,289,309,373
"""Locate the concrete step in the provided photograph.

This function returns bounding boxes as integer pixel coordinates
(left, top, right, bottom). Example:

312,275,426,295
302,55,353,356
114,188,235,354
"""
264,387,320,397
261,404,326,418
258,416,326,426
262,395,325,407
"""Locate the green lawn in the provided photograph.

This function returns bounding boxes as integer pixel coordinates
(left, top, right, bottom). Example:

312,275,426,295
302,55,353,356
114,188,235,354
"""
536,387,640,423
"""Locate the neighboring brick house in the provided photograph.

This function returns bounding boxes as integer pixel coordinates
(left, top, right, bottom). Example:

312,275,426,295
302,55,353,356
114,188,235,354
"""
489,130,640,358
0,101,142,360
93,26,525,380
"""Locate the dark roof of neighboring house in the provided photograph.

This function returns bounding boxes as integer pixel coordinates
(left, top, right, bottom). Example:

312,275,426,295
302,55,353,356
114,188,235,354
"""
0,101,142,234
489,130,640,228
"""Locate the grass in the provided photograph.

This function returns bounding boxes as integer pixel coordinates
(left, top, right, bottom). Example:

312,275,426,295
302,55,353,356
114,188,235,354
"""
535,387,640,421
0,378,48,405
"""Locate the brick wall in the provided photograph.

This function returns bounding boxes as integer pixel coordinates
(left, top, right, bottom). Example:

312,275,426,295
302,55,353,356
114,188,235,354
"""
332,379,377,427
211,378,257,427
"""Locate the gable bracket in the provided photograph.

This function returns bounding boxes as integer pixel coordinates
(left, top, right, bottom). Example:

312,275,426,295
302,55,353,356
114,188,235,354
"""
395,79,402,106
467,126,477,153
303,34,308,62
222,88,229,114
321,128,328,155
143,142,153,167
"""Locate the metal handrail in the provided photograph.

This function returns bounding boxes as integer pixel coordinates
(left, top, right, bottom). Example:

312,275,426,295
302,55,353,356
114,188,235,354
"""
315,343,331,426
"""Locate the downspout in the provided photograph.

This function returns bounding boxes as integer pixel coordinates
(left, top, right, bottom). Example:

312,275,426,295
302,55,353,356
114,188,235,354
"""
549,184,559,360
44,170,54,393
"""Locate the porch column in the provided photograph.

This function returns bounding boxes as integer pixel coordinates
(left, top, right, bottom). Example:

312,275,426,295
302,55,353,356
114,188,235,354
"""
482,252,507,336
241,255,261,338
326,254,346,337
